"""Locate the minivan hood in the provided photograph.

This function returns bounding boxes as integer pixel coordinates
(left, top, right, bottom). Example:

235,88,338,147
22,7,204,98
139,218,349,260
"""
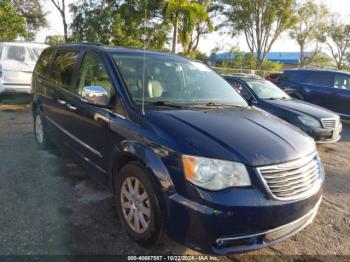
264,99,338,119
146,107,315,167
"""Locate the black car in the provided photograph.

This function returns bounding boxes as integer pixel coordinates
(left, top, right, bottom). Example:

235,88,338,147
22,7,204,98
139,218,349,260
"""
31,44,323,255
277,68,350,119
224,74,342,143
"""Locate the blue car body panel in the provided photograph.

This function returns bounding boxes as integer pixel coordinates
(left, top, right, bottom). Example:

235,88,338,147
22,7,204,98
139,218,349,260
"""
32,44,324,255
277,69,350,119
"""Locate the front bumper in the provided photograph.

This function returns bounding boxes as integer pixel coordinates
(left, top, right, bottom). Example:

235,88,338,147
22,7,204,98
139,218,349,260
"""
166,186,322,255
213,197,321,254
308,123,342,143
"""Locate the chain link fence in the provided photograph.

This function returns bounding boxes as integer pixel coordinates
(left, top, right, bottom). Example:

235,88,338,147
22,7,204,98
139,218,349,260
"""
212,67,282,78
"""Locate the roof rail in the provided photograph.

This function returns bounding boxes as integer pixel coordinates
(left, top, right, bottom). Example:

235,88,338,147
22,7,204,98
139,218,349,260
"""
225,73,262,79
300,65,320,69
300,65,339,71
78,41,105,46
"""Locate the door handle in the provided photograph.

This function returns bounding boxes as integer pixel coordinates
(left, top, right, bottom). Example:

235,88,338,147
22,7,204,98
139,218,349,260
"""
67,104,77,111
57,99,66,105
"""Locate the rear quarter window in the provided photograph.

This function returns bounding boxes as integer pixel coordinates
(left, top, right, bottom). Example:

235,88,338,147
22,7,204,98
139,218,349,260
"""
35,48,54,78
51,50,80,88
302,72,333,87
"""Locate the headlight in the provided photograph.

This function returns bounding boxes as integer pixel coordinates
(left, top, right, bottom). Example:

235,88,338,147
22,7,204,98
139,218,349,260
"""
182,155,251,190
298,115,321,128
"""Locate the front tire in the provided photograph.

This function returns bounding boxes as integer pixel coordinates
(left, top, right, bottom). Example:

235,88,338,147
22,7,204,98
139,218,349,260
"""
33,109,51,150
115,162,166,246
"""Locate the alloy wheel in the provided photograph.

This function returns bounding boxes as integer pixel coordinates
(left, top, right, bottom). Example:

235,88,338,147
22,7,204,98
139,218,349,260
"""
120,176,151,234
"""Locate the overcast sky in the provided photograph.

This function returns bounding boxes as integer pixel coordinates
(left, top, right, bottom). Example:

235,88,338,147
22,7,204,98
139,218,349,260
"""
37,0,350,54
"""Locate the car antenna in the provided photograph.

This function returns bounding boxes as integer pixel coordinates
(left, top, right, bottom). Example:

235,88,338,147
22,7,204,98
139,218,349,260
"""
141,1,147,116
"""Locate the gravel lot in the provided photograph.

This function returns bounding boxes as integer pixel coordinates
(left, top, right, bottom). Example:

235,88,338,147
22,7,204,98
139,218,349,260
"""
0,103,349,260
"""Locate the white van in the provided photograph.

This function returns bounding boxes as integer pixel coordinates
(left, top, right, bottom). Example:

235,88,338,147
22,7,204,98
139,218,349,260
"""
0,42,48,94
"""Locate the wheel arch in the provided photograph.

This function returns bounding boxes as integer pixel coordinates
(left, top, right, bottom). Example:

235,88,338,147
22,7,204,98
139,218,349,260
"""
107,140,174,195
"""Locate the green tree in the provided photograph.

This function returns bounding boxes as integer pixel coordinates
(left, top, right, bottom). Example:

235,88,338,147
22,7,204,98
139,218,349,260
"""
320,21,350,70
70,0,170,50
289,0,328,66
304,52,333,68
45,35,65,45
164,0,211,54
70,0,117,44
0,0,27,41
221,0,297,68
113,0,170,50
14,0,47,40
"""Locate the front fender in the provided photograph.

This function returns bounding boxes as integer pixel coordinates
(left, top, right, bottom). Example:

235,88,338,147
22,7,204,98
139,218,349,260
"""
107,140,175,194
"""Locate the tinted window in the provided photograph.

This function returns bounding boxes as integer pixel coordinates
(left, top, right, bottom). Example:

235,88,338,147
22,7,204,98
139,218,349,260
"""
51,50,79,88
334,74,350,90
5,46,25,62
35,48,54,78
282,71,300,81
303,72,333,86
76,52,112,95
226,79,252,99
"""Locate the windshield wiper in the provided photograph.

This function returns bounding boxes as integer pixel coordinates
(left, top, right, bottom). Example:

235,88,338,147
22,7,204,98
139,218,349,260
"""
151,101,184,108
200,102,244,107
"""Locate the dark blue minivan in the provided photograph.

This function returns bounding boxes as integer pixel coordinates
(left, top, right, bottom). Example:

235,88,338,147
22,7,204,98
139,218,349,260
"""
32,44,324,255
277,69,350,119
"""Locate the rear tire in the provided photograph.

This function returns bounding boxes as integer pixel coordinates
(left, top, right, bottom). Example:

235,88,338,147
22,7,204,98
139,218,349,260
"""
33,109,52,150
115,161,166,246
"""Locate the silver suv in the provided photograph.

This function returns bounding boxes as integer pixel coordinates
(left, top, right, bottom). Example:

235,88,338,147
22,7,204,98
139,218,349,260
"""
0,42,47,95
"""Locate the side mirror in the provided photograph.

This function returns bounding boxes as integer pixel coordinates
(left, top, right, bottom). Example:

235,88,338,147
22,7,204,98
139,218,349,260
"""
81,86,110,107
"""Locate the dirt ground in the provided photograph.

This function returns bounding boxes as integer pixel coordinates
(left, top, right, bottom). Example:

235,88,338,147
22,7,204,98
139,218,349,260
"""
0,103,349,260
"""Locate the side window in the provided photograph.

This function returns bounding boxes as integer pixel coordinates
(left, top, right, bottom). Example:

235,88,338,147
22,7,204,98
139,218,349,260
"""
334,74,350,90
227,79,251,99
281,71,299,82
35,48,54,78
5,45,26,62
51,50,79,88
303,72,333,86
76,52,112,95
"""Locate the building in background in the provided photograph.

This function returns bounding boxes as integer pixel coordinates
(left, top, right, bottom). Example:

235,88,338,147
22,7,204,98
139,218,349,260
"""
208,51,314,69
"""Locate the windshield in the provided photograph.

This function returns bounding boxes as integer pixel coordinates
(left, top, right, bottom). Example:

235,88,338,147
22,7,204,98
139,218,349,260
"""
246,79,290,100
28,47,45,62
112,53,247,107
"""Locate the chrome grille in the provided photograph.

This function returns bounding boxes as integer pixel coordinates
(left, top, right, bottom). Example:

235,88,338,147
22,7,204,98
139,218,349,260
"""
321,118,338,129
257,153,322,200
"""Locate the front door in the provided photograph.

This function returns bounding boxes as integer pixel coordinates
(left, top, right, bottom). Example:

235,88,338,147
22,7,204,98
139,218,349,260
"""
59,51,115,178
